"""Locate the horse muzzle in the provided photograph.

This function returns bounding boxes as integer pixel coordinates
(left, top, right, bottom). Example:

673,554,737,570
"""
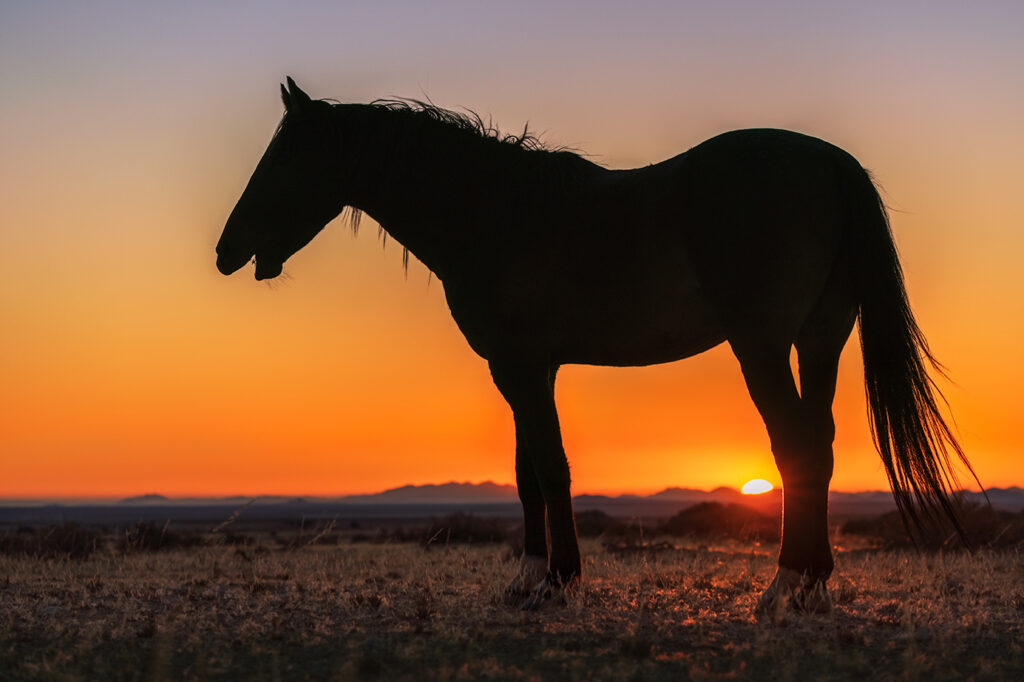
216,247,254,276
254,257,283,280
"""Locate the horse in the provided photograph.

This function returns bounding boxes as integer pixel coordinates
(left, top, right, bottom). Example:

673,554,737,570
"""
216,78,976,612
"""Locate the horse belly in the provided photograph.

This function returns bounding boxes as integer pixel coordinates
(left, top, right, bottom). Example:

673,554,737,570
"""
552,258,726,366
443,208,730,366
442,247,724,367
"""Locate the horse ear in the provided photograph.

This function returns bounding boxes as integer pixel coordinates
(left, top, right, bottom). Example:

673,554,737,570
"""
280,82,291,109
284,76,313,111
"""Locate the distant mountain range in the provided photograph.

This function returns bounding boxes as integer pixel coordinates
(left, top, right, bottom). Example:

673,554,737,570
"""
2,483,1018,528
115,482,521,506
113,482,1024,513
338,481,520,504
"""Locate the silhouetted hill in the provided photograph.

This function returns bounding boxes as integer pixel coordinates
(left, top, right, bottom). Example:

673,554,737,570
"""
661,502,780,541
115,494,289,506
340,481,518,504
709,486,744,500
21,485,1024,522
964,486,1024,509
117,494,170,505
647,487,708,502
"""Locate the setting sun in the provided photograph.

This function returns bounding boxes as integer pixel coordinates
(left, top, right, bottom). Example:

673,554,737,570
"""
741,479,774,495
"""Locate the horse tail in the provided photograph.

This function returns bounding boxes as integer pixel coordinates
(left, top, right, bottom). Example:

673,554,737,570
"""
847,165,979,541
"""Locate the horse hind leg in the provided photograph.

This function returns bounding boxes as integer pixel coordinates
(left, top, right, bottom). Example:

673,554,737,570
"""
730,344,822,614
732,335,843,617
751,297,856,617
780,301,857,611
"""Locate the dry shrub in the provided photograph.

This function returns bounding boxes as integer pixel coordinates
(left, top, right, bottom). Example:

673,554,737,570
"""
575,509,631,538
659,502,780,542
118,521,205,553
589,515,662,554
841,502,1024,549
279,518,341,550
831,576,859,605
0,523,101,560
422,512,512,545
601,537,676,556
221,531,256,546
350,529,397,544
841,511,908,546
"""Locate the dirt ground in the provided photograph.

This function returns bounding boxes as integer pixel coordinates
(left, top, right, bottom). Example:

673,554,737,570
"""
2,535,1022,681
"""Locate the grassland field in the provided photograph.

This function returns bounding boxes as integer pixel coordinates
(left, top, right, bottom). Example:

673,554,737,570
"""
2,514,1023,682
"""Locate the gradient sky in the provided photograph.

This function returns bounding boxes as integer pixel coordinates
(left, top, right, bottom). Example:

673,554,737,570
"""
2,1,1022,498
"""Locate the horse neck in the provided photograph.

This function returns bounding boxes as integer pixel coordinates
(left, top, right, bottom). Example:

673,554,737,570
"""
336,108,530,280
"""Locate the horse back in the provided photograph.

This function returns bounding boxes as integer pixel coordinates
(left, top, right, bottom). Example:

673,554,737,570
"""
668,129,855,347
444,129,856,366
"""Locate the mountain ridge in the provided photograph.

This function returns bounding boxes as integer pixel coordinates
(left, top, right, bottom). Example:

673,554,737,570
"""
105,482,1023,510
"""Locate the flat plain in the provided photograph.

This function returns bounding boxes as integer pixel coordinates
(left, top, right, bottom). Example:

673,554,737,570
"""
2,526,1022,681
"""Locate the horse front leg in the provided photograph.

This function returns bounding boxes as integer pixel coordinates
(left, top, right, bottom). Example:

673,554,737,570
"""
502,423,549,604
756,326,850,616
490,361,581,610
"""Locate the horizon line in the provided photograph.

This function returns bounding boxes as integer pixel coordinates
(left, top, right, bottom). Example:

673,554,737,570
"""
0,480,1008,506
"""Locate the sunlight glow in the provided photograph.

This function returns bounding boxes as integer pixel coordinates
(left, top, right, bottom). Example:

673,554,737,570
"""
1,3,1021,499
741,479,773,495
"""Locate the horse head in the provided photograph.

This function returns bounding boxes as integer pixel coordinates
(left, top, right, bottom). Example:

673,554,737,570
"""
216,77,344,280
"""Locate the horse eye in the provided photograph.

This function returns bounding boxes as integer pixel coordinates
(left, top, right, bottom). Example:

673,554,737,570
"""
269,128,315,168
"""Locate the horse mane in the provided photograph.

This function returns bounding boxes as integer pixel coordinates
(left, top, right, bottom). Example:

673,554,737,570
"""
314,97,600,271
365,98,553,151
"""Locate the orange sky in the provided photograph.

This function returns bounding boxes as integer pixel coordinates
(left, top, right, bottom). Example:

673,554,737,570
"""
1,2,1021,499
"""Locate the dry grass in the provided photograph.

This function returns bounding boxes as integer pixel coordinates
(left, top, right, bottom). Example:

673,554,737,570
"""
2,537,1022,681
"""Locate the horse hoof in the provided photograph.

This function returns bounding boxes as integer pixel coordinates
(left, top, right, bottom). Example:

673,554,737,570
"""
503,555,548,606
519,576,570,611
755,567,832,621
795,581,833,614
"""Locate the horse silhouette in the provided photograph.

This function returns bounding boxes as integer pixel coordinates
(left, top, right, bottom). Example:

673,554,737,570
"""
216,78,976,612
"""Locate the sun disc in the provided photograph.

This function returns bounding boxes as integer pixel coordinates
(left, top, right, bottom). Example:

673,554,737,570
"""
741,479,773,495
